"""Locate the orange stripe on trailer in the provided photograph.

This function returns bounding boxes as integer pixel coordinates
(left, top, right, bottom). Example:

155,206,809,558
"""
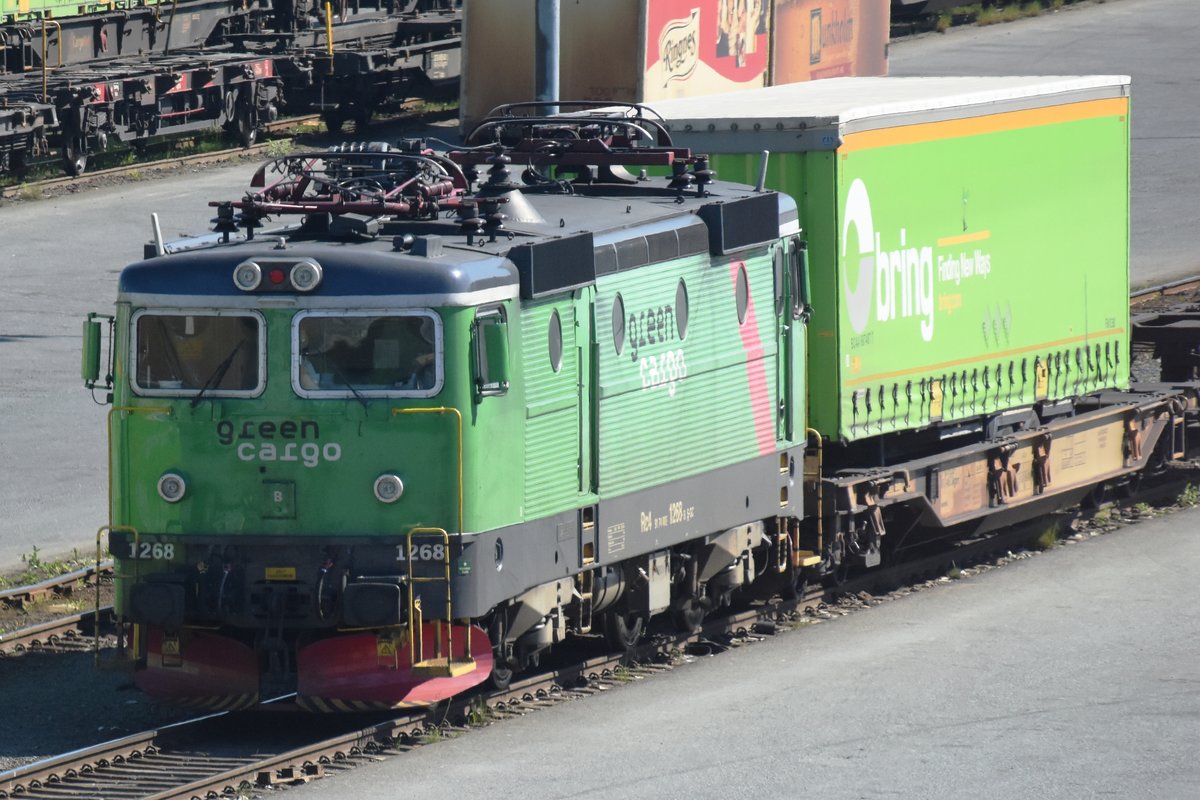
937,230,992,248
845,328,1125,387
839,97,1128,155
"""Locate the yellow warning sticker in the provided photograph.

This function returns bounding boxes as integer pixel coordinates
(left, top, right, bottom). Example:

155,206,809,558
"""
1035,359,1050,400
265,567,296,581
929,379,944,420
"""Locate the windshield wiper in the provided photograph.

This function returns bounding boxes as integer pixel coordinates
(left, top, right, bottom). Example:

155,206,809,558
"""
303,349,368,410
328,361,369,410
190,340,244,409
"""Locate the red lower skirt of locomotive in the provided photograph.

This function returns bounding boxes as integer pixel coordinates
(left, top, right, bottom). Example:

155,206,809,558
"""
134,624,493,712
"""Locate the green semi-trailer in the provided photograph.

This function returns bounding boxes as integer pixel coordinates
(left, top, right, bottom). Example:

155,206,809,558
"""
644,76,1132,443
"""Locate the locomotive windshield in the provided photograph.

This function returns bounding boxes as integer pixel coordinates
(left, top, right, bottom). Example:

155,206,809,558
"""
294,311,442,398
132,312,263,396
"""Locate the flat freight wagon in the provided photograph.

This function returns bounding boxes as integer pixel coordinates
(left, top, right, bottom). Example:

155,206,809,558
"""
642,76,1132,445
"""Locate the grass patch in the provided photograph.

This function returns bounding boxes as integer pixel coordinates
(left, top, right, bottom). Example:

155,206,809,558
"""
16,183,42,201
1035,526,1060,550
412,99,459,115
940,0,1075,30
978,4,1022,24
1179,484,1200,508
264,138,294,160
466,698,495,727
947,563,963,580
0,547,88,589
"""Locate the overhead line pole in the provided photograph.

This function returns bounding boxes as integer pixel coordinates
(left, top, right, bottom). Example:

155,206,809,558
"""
535,0,560,114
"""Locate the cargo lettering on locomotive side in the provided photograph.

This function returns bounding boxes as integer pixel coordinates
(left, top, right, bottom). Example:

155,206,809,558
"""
236,441,342,468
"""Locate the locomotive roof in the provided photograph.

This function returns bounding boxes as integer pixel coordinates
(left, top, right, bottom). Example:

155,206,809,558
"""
120,165,795,308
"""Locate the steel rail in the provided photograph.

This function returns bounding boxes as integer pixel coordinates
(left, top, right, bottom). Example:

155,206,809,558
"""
0,115,321,200
0,101,453,200
1130,274,1200,306
0,561,112,609
0,605,114,656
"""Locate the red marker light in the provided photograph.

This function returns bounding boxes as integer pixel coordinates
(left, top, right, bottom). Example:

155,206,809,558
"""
269,269,286,285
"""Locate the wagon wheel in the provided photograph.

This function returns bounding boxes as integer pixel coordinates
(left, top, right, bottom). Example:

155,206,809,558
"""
322,107,347,135
670,596,705,633
603,608,644,651
780,563,808,602
353,104,371,133
234,106,258,148
62,138,87,177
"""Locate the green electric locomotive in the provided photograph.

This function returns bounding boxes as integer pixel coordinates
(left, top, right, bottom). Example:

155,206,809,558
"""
82,107,812,710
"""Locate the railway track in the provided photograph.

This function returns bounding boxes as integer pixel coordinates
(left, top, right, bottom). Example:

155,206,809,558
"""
0,562,116,656
0,562,111,610
1131,276,1200,309
0,103,456,201
0,114,322,201
7,479,1198,800
0,606,115,656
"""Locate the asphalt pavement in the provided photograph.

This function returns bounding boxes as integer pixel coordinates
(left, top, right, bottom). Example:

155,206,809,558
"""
287,507,1200,800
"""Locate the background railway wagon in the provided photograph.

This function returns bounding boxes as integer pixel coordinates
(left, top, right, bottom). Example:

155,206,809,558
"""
0,0,463,177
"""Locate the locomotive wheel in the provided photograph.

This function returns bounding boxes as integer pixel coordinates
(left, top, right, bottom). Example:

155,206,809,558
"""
603,609,644,651
235,110,258,148
780,566,808,602
488,613,514,690
671,597,705,633
490,660,513,691
62,139,87,177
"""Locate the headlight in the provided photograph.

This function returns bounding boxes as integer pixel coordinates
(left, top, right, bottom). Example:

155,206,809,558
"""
373,474,404,503
290,261,323,292
157,472,187,503
233,262,262,291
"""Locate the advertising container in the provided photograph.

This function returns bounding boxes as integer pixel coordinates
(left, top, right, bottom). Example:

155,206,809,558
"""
644,76,1132,442
461,0,888,129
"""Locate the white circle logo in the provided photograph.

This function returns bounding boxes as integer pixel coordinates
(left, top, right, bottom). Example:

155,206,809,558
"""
841,178,874,335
